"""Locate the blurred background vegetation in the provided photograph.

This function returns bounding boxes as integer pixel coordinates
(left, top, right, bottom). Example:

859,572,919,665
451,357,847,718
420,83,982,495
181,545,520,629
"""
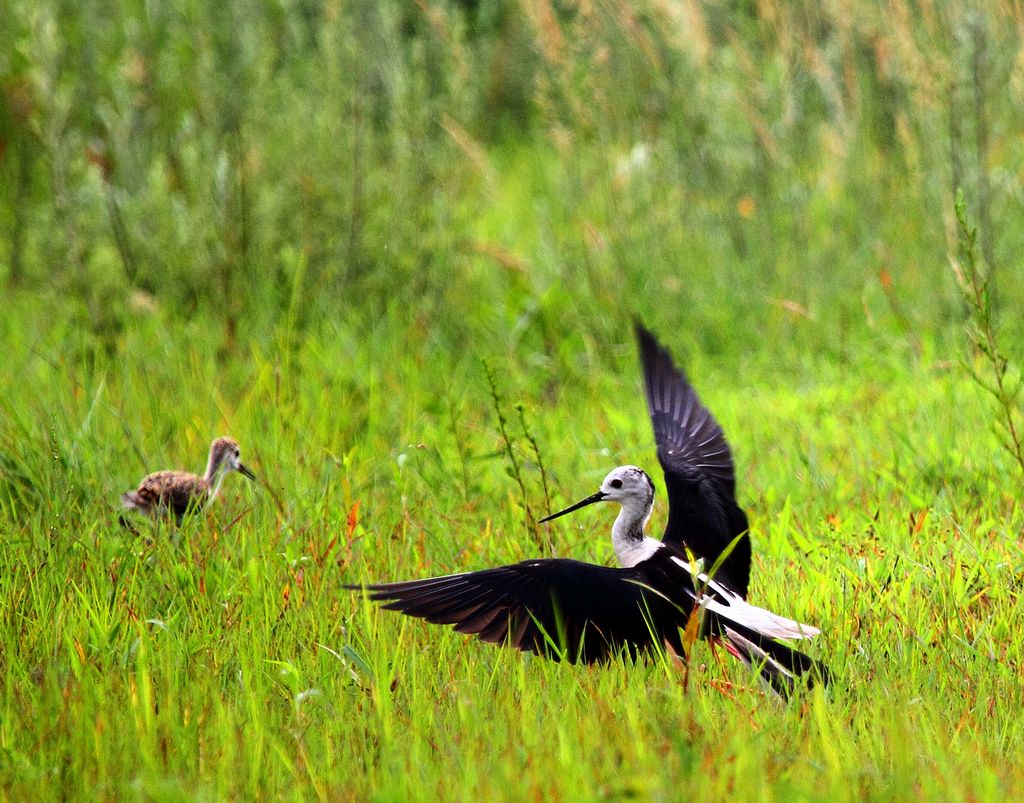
2,0,1022,370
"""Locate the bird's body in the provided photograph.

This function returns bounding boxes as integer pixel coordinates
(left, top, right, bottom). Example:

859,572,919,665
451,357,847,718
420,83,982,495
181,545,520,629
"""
358,551,821,691
121,436,256,522
349,325,826,694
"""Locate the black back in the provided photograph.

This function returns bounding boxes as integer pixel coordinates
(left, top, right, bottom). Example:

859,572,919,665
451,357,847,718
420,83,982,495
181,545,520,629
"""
635,323,751,596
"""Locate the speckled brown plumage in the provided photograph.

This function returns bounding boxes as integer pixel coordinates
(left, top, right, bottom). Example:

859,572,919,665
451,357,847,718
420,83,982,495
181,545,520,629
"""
124,470,210,520
121,436,256,522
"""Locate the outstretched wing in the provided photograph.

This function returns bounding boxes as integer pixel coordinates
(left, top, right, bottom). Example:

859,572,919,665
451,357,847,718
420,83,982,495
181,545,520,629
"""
348,549,828,692
348,559,693,663
635,323,752,596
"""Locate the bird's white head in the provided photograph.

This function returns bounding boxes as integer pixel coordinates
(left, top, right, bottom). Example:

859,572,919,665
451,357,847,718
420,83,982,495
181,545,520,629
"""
540,465,654,525
540,465,659,567
597,465,655,509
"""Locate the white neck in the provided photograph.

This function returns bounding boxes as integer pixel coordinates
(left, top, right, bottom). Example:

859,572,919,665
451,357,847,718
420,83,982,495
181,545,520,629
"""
611,497,662,568
204,447,229,499
203,448,220,484
207,466,229,501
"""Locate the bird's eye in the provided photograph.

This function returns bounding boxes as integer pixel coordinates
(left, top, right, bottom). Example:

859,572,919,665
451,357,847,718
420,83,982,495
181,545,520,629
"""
610,479,623,489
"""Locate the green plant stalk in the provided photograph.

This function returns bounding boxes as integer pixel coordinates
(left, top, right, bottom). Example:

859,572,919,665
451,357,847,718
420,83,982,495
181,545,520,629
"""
482,359,544,551
951,190,1024,483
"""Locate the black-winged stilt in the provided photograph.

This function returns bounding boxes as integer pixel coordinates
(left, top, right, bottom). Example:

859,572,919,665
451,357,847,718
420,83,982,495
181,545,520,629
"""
349,326,825,693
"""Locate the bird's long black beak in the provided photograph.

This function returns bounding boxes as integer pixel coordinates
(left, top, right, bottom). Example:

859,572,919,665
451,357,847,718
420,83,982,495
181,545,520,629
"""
238,463,257,481
539,490,607,523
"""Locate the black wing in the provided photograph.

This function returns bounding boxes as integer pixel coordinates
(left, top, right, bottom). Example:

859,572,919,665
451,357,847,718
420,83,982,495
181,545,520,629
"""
348,559,696,663
635,323,752,596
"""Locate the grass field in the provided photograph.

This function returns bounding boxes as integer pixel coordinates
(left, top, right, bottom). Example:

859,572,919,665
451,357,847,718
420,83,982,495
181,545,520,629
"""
3,0,1024,799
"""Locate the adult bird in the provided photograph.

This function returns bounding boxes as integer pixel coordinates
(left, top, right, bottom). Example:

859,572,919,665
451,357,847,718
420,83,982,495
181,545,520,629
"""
121,436,256,523
349,466,823,695
348,327,826,694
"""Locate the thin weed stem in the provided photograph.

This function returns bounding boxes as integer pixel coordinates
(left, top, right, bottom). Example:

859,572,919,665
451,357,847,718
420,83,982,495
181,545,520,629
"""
482,359,547,552
515,403,551,514
950,190,1024,484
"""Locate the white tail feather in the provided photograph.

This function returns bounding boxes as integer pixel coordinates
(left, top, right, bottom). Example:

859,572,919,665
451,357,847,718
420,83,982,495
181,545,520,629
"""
667,554,820,639
704,581,820,639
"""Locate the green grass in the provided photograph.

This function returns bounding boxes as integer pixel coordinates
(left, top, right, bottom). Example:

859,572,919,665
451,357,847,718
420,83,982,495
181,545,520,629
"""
3,0,1024,798
2,300,1023,799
